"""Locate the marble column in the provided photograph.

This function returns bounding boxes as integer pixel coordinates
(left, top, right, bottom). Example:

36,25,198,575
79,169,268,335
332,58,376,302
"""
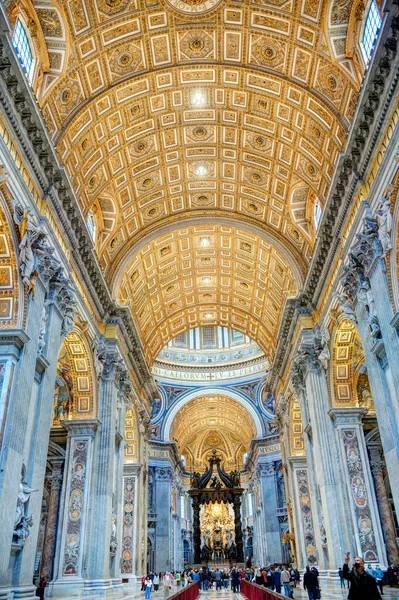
84,339,128,596
368,446,399,564
0,277,47,599
16,276,74,597
192,496,201,564
295,331,353,571
330,408,387,567
153,466,173,571
257,462,281,565
340,208,399,517
48,420,99,598
233,492,244,562
40,460,64,579
288,457,317,571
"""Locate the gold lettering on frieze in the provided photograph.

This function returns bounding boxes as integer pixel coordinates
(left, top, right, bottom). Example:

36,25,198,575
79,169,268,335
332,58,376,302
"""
165,0,222,15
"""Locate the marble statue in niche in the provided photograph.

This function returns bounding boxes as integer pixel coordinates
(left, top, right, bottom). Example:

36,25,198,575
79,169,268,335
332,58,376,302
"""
53,350,73,421
14,470,37,545
375,193,393,257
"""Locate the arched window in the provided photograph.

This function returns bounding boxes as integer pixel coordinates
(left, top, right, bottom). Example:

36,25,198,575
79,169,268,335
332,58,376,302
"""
87,211,96,240
12,19,34,80
361,1,382,62
314,200,323,229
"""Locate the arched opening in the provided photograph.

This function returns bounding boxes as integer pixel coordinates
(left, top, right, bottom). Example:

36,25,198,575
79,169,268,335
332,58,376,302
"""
169,394,257,472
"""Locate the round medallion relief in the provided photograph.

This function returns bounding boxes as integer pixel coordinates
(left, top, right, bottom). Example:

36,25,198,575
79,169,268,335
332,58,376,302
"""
164,0,222,15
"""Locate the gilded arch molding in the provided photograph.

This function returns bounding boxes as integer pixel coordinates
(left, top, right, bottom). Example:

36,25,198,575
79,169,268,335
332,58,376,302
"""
163,387,264,441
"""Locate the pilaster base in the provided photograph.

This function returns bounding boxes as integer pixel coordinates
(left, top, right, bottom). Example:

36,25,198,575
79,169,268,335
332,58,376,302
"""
47,578,85,598
0,585,36,600
48,577,124,598
318,570,343,591
83,578,123,598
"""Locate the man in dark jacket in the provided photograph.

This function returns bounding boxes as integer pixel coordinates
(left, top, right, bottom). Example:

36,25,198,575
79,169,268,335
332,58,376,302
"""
231,567,240,593
303,566,319,600
342,555,381,600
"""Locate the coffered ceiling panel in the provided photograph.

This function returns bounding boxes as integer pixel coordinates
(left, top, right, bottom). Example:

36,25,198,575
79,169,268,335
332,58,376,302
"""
116,225,298,364
35,0,360,281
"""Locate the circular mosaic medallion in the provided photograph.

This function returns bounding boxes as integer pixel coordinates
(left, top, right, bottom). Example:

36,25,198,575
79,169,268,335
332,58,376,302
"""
165,0,222,15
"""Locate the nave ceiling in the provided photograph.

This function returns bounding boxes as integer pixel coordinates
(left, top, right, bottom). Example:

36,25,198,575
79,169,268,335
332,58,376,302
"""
116,224,298,364
7,0,371,365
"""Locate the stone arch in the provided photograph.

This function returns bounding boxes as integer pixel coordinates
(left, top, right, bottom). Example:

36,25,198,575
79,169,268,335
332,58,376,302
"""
110,215,306,296
52,327,97,423
162,387,264,441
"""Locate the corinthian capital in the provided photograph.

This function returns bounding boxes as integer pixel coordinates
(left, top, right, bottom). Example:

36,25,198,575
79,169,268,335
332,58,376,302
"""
291,342,321,390
314,325,330,370
93,336,124,379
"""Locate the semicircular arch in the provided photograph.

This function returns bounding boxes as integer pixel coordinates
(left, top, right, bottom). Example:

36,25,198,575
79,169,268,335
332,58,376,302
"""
163,387,264,441
110,214,306,295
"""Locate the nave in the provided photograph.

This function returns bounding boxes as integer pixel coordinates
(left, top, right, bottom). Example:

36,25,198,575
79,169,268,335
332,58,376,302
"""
1,0,399,597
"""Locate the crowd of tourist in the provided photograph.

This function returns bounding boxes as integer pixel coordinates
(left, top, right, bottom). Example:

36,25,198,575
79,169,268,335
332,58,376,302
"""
140,565,301,597
140,559,399,600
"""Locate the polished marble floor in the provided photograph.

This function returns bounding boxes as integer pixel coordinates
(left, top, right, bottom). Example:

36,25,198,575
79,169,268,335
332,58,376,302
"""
120,585,399,600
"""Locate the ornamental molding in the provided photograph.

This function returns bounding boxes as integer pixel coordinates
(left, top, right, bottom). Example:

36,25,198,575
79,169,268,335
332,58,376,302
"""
164,0,223,15
0,26,156,396
267,2,399,391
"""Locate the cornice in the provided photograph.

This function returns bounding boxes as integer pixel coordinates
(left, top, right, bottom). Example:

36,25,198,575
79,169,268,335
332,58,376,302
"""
268,0,399,392
0,11,156,398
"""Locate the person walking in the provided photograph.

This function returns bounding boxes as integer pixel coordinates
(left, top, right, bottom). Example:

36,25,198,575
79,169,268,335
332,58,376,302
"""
35,577,47,600
202,570,209,592
266,568,273,589
255,567,263,585
272,568,282,594
145,576,153,600
339,568,348,588
342,554,381,599
281,566,291,597
373,565,385,595
222,570,228,591
231,567,240,593
303,566,319,600
215,569,222,591
153,573,160,592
